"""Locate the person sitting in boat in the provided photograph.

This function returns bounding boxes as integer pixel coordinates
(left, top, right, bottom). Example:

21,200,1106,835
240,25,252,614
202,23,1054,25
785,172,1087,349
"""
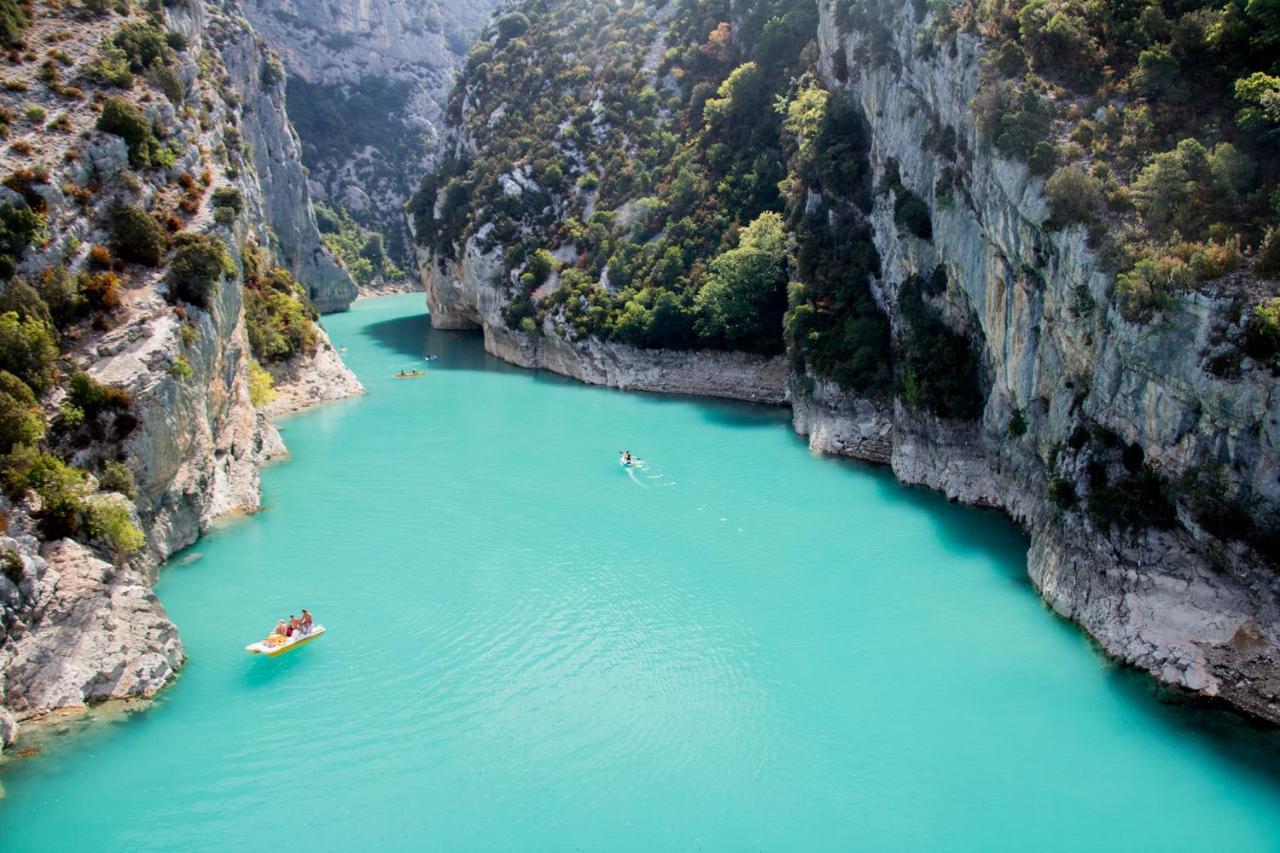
621,451,633,465
273,618,287,636
300,609,313,635
287,615,300,637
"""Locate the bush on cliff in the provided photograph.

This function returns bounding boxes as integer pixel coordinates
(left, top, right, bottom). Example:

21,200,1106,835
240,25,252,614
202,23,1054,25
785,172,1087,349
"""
0,0,26,48
2,445,87,538
0,200,42,280
0,369,44,452
110,205,167,267
897,280,985,420
84,495,144,560
0,310,57,394
67,371,131,418
168,232,230,308
97,98,160,169
243,260,318,363
1045,165,1103,226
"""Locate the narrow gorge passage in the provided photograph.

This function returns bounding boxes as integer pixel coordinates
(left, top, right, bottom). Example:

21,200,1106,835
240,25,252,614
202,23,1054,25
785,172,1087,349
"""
2,295,1278,851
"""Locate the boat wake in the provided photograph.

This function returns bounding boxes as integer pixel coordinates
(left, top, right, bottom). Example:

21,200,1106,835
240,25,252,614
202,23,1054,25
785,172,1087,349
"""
623,459,676,489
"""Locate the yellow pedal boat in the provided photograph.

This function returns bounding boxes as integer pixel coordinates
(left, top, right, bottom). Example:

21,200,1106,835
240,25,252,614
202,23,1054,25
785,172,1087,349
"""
246,626,326,657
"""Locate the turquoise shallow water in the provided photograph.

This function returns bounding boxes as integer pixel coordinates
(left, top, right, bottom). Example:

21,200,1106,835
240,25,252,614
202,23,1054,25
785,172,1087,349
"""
1,293,1279,850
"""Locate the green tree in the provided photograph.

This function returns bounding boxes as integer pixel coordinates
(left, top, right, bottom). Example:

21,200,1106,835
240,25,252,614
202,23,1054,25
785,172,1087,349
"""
694,212,791,352
0,310,57,393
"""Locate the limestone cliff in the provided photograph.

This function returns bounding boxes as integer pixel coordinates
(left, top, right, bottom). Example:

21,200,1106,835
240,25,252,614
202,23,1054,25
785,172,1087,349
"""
416,1,1279,723
0,0,362,746
242,0,496,268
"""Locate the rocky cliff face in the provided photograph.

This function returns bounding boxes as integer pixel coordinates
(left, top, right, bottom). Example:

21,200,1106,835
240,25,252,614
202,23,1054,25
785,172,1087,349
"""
0,0,362,746
213,10,357,313
419,2,1279,723
242,0,496,267
810,2,1278,723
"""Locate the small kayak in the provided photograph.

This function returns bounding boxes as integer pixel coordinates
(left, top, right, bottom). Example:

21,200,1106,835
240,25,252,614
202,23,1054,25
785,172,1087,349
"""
394,371,424,379
246,626,326,657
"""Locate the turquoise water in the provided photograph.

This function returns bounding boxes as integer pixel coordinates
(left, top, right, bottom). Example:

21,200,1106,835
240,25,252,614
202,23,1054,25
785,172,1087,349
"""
1,293,1278,850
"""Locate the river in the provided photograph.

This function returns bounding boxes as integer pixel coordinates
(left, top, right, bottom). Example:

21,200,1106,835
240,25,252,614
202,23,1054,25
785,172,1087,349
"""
1,294,1278,850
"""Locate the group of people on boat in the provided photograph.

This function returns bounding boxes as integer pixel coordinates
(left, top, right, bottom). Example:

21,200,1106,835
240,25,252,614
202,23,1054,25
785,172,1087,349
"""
620,450,635,465
267,610,314,643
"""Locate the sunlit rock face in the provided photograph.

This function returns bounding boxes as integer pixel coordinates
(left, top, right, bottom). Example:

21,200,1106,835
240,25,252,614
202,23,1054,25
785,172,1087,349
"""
242,0,498,272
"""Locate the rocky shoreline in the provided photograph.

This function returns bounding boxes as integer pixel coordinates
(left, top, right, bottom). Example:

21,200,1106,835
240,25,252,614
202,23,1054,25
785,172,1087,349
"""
422,253,1280,725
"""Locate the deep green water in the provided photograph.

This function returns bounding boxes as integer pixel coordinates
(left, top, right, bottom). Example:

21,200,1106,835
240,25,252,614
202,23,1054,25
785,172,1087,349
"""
1,294,1278,850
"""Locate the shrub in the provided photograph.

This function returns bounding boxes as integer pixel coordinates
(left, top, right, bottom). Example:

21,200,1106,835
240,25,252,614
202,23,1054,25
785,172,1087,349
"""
0,277,52,326
1087,468,1177,532
0,0,26,49
1048,477,1078,509
1115,253,1188,323
248,359,275,407
0,547,21,583
112,20,170,71
96,97,157,168
67,370,131,417
1244,296,1280,371
169,354,192,380
109,205,166,266
97,459,136,499
897,280,984,419
167,232,228,307
146,62,184,104
86,41,134,88
211,187,243,214
1256,228,1280,280
83,494,144,559
0,310,56,393
3,446,87,538
245,282,318,361
82,270,122,310
1045,165,1103,225
0,368,43,451
894,190,932,240
35,267,87,324
260,57,285,87
0,199,41,278
1189,239,1241,281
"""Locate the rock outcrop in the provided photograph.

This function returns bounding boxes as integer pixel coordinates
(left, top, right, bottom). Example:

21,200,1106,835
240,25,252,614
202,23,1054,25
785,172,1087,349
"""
242,0,497,267
423,242,787,404
0,0,362,745
212,11,358,313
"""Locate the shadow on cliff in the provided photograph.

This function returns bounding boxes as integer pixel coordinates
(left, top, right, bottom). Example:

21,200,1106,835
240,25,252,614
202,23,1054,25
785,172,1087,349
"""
357,313,523,377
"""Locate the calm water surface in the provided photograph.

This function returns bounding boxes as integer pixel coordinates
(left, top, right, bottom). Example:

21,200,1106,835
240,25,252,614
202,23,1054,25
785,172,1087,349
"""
2,294,1278,850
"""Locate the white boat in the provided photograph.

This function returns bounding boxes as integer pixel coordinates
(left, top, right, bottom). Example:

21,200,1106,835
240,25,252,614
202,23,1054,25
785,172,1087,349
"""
246,626,326,657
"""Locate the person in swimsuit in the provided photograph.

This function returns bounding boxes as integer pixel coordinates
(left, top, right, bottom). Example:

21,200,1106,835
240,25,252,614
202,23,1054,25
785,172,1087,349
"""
300,610,313,635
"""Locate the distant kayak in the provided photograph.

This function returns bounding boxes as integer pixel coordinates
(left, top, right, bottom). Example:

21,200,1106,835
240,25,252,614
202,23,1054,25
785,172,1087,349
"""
246,626,326,657
395,370,424,379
